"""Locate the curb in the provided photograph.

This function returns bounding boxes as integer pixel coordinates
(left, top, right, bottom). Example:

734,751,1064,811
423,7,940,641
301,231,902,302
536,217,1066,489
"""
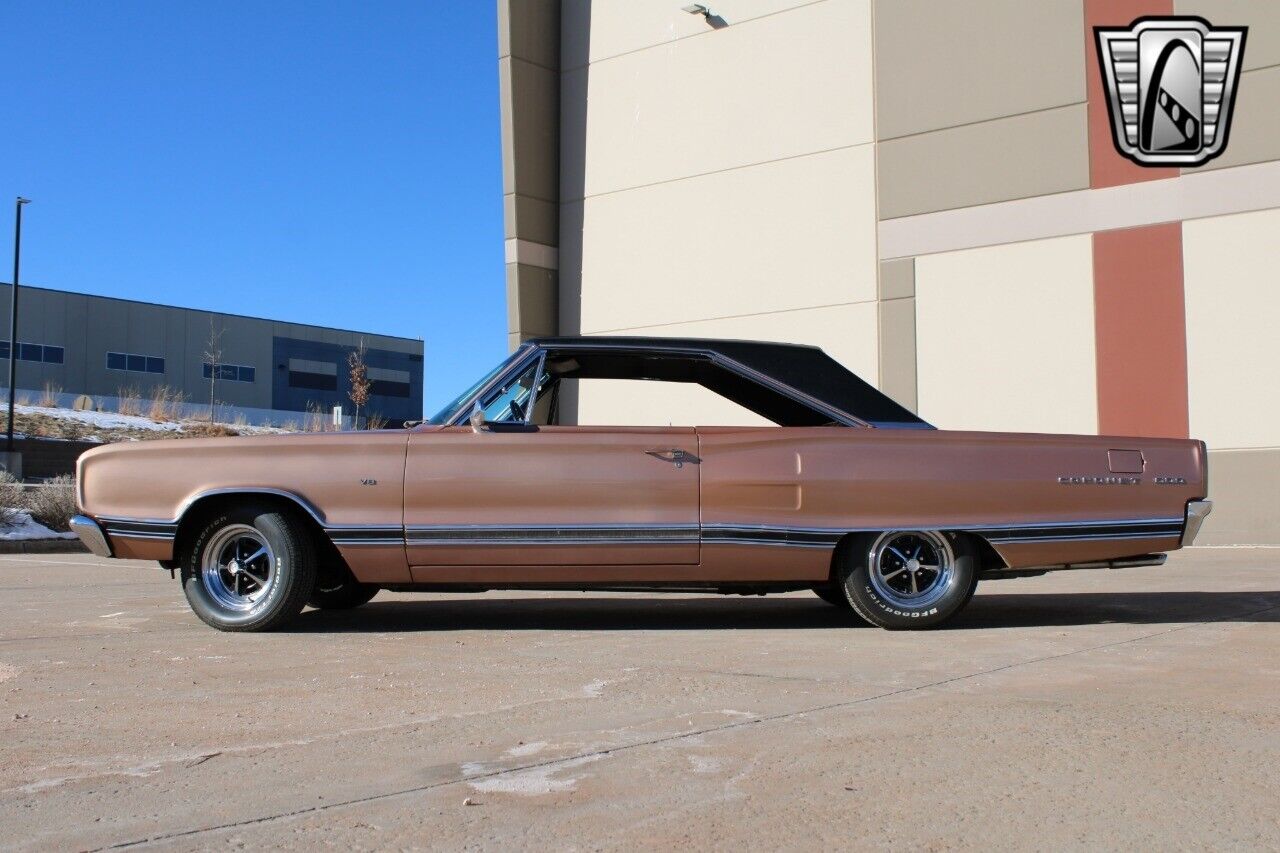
0,539,89,554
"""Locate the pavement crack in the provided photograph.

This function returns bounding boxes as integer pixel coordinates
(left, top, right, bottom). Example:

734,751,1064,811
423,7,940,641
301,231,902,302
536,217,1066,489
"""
94,600,1280,850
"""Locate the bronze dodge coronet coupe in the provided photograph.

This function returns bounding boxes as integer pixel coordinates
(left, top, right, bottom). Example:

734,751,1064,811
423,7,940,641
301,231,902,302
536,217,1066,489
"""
71,337,1212,632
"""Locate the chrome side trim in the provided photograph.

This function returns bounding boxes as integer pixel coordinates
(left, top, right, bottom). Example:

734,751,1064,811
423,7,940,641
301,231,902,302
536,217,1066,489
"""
70,515,113,558
984,554,1168,578
404,524,700,546
97,517,178,542
1182,500,1213,546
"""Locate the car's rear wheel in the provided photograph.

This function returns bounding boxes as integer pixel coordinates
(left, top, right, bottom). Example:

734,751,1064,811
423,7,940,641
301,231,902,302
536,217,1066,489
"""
180,505,315,632
838,530,977,629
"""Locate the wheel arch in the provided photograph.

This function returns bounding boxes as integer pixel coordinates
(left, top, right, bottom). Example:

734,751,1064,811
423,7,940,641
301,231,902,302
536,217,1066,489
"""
172,489,347,576
827,528,1007,581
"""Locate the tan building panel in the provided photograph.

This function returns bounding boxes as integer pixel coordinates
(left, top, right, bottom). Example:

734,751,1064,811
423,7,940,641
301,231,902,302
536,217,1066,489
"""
1176,0,1280,71
878,257,914,300
873,0,1086,141
877,103,1090,220
562,0,820,70
585,301,879,387
577,144,878,333
877,296,917,412
565,0,873,200
505,262,559,342
1183,207,1280,450
1197,449,1280,545
915,235,1097,434
1184,65,1280,173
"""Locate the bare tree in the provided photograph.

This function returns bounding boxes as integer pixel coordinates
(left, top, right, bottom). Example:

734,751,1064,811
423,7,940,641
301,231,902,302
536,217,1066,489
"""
203,320,225,423
347,339,371,429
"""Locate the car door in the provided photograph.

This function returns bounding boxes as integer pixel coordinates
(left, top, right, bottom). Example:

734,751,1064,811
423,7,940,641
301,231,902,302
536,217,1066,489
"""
403,425,700,570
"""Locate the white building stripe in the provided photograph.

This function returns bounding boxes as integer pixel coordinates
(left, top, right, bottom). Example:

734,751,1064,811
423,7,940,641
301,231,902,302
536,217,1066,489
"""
879,160,1280,260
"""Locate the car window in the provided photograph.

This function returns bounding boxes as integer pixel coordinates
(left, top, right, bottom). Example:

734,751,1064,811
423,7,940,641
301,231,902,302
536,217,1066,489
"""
563,378,773,427
481,358,550,423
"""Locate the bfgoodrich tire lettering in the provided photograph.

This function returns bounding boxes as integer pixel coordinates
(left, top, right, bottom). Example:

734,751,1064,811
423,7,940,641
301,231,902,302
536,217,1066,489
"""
180,505,316,632
839,531,977,630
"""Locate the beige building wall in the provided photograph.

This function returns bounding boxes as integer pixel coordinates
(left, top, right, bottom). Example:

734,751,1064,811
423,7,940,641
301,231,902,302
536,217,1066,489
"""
1183,208,1280,544
561,0,878,424
501,0,1280,543
915,235,1098,435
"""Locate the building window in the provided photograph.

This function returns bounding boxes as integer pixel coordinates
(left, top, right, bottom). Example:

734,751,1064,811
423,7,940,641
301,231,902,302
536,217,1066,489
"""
287,358,338,391
367,366,412,399
202,362,256,383
0,340,66,364
106,351,165,374
369,379,411,398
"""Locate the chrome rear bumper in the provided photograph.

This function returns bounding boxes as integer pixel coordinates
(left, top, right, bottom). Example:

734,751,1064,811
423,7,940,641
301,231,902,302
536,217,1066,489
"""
70,515,113,558
1182,500,1213,546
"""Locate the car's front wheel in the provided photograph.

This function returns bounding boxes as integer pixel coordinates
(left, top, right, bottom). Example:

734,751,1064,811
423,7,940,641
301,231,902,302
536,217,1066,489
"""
838,530,977,629
180,505,316,632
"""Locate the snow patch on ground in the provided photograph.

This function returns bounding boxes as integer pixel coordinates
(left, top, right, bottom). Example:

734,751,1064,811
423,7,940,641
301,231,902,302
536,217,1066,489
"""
14,403,289,439
16,404,182,433
469,754,602,797
0,511,77,541
506,741,549,758
581,679,608,698
688,754,724,774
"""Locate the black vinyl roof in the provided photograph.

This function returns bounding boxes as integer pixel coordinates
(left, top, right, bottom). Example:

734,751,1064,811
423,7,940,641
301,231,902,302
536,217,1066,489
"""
528,337,930,428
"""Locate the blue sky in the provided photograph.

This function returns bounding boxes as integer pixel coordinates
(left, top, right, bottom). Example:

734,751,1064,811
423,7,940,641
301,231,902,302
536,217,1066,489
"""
1,1,507,414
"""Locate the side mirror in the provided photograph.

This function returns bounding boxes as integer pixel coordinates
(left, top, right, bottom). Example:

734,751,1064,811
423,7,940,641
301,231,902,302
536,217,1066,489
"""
469,402,489,434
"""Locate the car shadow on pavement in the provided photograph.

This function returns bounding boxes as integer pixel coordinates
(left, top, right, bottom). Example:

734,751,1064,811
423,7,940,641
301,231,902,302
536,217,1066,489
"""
287,590,1280,633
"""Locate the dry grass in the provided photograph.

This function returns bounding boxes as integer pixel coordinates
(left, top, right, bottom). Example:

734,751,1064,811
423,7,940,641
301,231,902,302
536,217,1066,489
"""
147,386,187,422
365,411,388,430
15,392,33,407
0,471,24,527
232,412,249,428
38,382,62,408
180,421,240,438
280,419,300,432
116,387,143,417
303,401,328,433
26,474,76,532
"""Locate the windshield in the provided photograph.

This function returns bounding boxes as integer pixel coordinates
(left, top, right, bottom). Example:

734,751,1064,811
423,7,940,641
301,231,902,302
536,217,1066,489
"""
426,348,527,424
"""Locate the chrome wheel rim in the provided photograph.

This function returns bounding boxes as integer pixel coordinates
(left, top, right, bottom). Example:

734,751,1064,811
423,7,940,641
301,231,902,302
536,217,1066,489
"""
868,530,955,610
200,525,276,612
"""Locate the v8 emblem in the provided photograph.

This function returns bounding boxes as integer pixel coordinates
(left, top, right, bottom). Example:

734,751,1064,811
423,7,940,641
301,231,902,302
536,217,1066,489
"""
360,478,378,486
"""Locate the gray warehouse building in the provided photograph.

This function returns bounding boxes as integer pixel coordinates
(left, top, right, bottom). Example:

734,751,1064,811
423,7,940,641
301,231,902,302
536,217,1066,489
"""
0,283,424,426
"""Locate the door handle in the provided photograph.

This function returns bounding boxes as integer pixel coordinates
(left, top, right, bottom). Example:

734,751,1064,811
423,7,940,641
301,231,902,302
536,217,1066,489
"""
645,448,693,468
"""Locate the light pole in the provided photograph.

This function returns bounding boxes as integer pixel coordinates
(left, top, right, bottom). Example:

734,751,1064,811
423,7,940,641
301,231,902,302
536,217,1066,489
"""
5,197,30,458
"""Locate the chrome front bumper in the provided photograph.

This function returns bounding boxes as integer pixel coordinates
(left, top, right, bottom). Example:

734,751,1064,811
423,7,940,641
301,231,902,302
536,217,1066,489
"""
1182,500,1213,546
70,515,113,558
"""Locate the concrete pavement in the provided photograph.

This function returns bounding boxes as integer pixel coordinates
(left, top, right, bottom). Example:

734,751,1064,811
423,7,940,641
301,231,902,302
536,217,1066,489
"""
1,548,1277,850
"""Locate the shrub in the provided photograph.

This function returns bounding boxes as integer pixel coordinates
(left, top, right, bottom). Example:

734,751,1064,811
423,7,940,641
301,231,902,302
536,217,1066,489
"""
147,386,186,422
365,411,388,430
304,401,327,433
38,382,62,408
0,471,24,528
116,387,143,417
27,475,76,533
